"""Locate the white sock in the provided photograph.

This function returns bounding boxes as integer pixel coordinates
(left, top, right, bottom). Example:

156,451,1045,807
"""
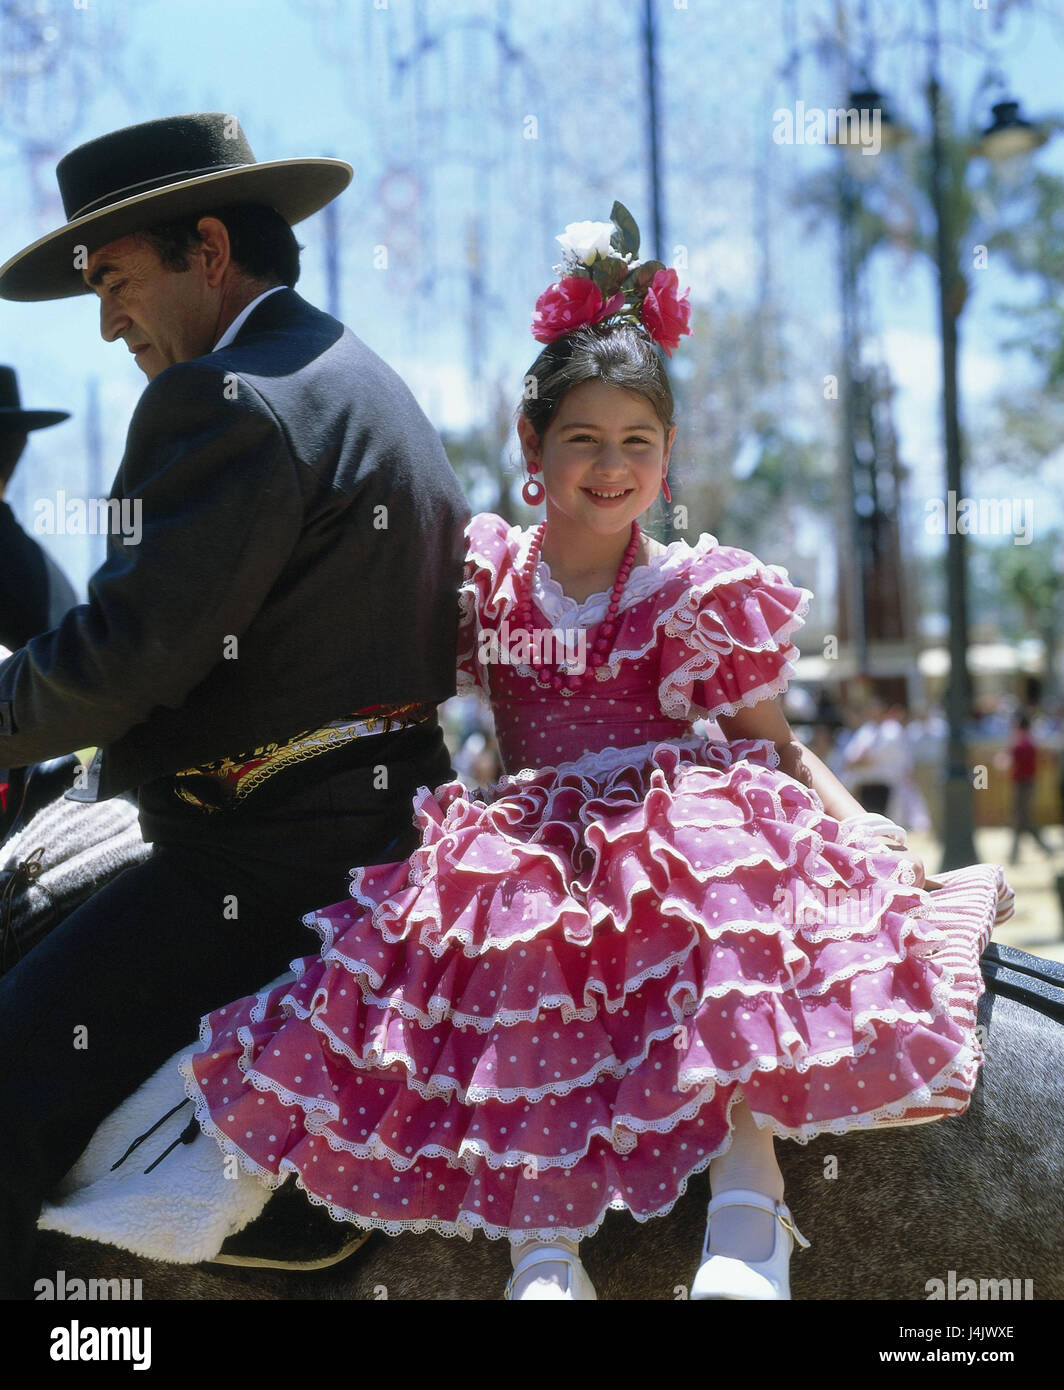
509,1235,582,1299
706,1190,780,1263
707,1099,785,1263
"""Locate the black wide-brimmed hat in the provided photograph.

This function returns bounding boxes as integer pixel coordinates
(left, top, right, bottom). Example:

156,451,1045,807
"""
0,113,353,302
0,366,70,431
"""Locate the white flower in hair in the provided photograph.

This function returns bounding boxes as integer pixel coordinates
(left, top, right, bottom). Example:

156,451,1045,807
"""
555,219,616,265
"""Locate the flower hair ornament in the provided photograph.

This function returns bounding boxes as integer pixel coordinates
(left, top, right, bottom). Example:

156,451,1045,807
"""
530,200,692,356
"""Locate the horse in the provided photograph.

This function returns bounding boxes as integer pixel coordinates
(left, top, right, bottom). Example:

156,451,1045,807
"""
30,980,1063,1301
11,760,1061,1301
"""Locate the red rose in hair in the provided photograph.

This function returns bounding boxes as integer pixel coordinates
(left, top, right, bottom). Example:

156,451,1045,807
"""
531,276,624,343
641,268,692,355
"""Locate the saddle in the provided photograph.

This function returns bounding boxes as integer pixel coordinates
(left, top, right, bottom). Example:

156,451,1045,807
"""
980,940,1064,1025
33,973,370,1273
103,1091,370,1271
211,1179,371,1271
5,763,364,1271
1,754,150,973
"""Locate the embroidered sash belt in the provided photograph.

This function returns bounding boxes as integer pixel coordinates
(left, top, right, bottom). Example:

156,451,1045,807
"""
171,702,436,812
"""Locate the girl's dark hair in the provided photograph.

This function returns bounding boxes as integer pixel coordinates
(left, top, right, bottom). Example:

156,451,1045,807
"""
518,320,675,439
135,203,302,288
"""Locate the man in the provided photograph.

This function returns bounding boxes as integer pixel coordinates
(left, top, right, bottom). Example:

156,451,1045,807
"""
0,113,470,1297
0,366,76,652
1007,712,1054,865
841,696,904,817
0,368,77,829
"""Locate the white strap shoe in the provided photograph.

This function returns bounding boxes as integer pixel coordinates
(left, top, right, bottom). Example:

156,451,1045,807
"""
504,1245,598,1301
691,1189,810,1300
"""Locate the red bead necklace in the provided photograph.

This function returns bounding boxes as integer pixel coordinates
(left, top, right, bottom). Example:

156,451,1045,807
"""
513,520,642,695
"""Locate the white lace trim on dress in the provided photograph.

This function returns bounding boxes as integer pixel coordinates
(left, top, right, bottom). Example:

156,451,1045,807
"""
530,529,713,627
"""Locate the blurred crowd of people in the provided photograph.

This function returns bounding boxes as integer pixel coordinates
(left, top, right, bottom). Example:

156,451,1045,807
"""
441,685,1064,869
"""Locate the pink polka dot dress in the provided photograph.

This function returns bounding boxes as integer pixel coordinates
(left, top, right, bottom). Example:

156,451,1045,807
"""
180,511,1015,1244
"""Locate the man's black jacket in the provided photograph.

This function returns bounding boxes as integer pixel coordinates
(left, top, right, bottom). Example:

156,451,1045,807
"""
0,288,470,798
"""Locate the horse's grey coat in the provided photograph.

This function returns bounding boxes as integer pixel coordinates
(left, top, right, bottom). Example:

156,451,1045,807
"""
32,990,1062,1300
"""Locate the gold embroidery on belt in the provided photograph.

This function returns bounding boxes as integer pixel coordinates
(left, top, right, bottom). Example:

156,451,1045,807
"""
172,702,435,812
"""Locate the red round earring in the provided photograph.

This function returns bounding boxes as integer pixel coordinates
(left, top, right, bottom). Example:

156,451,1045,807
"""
661,474,671,504
522,459,545,505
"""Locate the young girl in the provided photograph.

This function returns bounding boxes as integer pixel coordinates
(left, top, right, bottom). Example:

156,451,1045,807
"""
180,207,1015,1300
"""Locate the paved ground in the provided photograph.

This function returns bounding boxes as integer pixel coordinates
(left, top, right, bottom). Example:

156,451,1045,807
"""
908,825,1064,963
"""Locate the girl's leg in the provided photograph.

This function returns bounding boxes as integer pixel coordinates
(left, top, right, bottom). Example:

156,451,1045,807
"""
706,1094,784,1262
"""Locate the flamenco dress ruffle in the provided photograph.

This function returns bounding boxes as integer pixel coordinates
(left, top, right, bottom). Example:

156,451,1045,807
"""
179,734,1014,1243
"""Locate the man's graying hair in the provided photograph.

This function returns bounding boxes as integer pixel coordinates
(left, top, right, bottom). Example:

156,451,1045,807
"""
135,203,302,288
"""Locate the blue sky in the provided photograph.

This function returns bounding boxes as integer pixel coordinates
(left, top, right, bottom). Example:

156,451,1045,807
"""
1,0,1061,601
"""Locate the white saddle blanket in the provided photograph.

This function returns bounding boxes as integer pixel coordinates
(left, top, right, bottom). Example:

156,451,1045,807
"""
36,975,294,1264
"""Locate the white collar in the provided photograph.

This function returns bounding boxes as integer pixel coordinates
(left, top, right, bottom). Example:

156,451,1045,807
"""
211,285,286,352
529,532,703,627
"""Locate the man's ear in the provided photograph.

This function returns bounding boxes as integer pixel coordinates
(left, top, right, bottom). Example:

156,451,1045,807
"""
195,216,233,287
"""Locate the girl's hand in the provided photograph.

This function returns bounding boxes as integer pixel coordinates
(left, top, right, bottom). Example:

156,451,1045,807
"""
868,836,944,892
838,814,944,891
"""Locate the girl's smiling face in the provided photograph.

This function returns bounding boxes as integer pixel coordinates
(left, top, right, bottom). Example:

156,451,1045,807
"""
518,379,676,538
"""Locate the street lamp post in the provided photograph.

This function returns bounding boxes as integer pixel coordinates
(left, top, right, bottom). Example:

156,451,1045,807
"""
642,0,673,545
925,0,978,870
836,160,870,684
849,0,1052,868
921,5,1049,869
